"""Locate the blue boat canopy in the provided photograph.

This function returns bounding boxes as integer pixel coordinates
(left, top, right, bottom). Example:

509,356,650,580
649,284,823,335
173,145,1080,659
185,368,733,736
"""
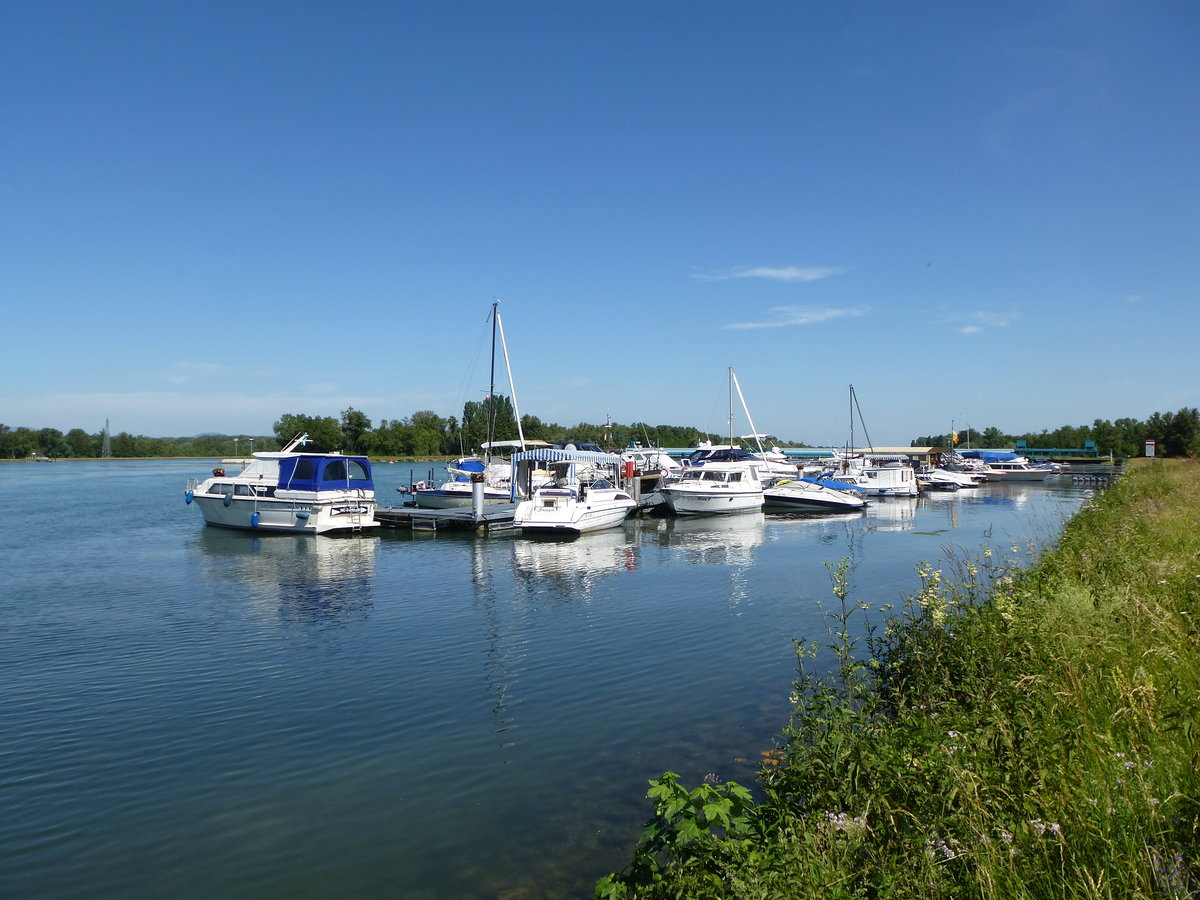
959,450,1020,463
690,447,757,464
277,455,374,491
511,448,625,465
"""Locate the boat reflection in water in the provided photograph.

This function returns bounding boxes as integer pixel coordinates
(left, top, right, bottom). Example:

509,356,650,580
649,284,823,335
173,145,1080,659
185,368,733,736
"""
196,528,378,623
660,510,765,566
863,496,918,532
511,527,638,594
766,509,867,545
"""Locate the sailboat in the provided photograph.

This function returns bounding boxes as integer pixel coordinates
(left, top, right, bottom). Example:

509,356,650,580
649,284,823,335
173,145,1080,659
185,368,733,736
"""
661,368,766,516
824,385,918,497
410,301,543,508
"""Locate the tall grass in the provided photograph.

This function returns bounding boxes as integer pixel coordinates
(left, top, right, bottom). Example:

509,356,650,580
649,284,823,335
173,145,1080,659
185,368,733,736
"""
599,460,1200,898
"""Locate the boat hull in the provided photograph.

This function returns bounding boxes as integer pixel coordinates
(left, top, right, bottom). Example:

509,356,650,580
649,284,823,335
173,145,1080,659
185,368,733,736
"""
191,493,376,534
661,486,764,516
513,488,635,534
984,468,1052,482
412,487,510,509
762,483,865,512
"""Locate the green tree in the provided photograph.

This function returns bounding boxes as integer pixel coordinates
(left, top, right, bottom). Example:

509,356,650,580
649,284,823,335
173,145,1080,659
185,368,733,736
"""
273,413,343,452
64,428,98,457
340,407,373,454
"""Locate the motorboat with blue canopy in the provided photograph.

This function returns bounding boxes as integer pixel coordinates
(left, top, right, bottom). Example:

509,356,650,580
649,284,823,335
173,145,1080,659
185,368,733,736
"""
510,447,636,534
185,433,377,533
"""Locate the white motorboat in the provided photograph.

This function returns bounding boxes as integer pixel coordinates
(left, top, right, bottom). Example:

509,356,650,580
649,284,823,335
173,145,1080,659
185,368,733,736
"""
660,447,766,516
959,451,1056,482
185,433,377,534
763,476,867,512
511,447,635,535
919,466,986,489
830,454,920,497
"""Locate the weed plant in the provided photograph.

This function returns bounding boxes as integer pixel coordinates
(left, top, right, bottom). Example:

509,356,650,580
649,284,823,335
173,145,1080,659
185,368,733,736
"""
598,460,1200,898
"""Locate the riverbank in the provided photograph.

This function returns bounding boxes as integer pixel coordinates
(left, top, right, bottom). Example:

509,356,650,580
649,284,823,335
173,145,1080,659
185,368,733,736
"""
600,459,1200,899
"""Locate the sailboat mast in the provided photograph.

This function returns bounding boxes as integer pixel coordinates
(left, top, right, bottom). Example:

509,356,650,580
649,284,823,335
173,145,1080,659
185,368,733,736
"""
495,304,527,449
486,300,498,453
730,369,766,454
727,367,734,445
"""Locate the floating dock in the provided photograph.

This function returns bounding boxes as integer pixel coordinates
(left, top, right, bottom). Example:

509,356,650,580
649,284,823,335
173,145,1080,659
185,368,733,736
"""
377,474,666,533
374,503,520,534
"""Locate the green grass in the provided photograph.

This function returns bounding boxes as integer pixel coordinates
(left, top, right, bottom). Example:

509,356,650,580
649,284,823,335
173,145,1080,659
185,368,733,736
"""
599,459,1200,899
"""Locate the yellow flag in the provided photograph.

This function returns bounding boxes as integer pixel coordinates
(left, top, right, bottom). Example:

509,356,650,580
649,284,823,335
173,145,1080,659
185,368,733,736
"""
951,431,959,444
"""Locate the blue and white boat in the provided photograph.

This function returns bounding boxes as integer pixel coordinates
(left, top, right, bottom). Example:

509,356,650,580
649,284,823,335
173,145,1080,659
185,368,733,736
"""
763,475,867,512
185,433,377,533
511,447,635,535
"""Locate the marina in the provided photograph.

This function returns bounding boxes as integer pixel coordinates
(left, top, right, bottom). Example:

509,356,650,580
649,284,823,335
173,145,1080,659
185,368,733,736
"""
3,459,1105,899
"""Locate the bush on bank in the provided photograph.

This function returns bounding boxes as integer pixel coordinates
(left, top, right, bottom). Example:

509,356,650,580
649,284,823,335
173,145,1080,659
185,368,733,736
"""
599,460,1200,899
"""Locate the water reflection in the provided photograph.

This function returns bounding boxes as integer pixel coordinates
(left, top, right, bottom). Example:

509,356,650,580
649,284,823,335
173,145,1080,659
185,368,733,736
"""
196,529,377,623
659,512,765,566
863,496,918,532
512,529,638,583
766,509,866,545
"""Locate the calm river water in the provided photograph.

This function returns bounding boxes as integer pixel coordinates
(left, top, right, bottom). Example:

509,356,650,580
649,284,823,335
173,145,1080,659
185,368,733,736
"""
1,459,1096,898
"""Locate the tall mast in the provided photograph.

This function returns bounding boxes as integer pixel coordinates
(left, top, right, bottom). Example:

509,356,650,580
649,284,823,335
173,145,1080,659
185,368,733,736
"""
730,369,766,455
486,300,498,453
495,303,527,449
727,367,734,445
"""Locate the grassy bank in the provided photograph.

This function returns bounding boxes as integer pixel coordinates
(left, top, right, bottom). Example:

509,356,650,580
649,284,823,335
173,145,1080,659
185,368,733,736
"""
600,460,1199,899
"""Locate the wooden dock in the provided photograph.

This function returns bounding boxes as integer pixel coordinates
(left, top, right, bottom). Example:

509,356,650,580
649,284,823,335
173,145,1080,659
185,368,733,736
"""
374,475,666,534
374,503,520,534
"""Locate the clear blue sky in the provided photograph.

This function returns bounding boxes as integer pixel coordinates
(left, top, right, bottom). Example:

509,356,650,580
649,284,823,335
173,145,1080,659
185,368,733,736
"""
4,1,1197,447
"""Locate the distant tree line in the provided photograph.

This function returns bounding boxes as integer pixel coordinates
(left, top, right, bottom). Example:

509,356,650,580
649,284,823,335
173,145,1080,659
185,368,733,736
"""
911,407,1200,458
0,397,727,460
5,404,1197,460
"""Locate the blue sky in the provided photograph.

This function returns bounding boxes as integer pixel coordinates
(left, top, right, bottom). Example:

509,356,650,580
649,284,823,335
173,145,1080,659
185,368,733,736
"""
4,1,1197,447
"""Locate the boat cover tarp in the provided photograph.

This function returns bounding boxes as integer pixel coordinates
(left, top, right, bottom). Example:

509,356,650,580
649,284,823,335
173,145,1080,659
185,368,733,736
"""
960,450,1020,463
512,448,625,465
807,476,866,493
277,455,374,491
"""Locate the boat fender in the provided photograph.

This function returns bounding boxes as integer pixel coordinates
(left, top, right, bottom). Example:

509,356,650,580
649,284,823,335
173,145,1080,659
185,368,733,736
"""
251,511,260,528
223,493,233,507
296,511,310,520
185,490,194,504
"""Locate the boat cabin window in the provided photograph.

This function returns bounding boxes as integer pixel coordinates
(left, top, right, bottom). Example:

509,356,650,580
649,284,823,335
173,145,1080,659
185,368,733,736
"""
292,458,316,481
209,482,232,494
727,472,742,483
321,458,370,483
701,471,726,482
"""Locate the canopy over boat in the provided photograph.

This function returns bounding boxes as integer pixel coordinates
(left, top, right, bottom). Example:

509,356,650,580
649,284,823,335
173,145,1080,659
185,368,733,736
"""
275,455,374,492
511,448,625,466
959,450,1021,463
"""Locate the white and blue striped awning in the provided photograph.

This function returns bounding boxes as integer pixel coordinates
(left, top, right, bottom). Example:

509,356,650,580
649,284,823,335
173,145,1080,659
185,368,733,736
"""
511,448,624,465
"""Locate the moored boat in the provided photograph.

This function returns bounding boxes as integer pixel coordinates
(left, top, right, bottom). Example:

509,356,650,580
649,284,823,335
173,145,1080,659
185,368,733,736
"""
762,476,867,512
185,433,377,533
511,447,636,535
660,447,766,516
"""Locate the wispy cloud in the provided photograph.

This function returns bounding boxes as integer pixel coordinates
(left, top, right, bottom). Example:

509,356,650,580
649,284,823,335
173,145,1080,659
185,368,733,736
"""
723,305,867,330
692,265,844,283
941,309,1012,335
